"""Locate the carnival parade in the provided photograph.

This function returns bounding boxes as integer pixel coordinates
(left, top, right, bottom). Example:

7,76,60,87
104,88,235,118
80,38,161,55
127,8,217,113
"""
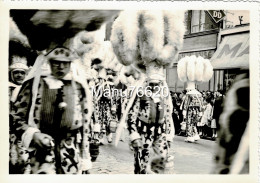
8,9,249,175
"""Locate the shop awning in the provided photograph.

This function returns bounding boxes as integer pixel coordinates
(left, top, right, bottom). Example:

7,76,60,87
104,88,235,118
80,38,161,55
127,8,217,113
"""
210,33,249,69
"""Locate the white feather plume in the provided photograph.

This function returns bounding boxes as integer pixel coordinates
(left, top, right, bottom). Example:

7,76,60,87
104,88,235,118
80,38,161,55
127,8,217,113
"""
110,10,185,71
202,59,213,81
9,17,30,47
158,11,185,66
177,55,213,82
139,11,164,64
195,56,205,82
177,56,188,82
110,11,139,66
186,55,196,81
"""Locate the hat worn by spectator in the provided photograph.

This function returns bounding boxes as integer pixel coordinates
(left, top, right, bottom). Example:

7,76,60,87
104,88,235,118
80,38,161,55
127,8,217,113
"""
9,56,29,72
46,47,78,62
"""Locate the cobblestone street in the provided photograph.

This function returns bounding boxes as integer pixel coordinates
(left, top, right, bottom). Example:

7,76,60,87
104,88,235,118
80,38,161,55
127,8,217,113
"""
90,134,217,174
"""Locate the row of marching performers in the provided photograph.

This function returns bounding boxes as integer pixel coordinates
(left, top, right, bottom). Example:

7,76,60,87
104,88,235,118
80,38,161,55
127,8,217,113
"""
8,47,250,174
9,47,175,174
171,90,225,142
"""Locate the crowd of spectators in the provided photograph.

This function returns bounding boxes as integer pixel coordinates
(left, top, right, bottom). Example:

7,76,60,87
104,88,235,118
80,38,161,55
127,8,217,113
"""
170,90,225,140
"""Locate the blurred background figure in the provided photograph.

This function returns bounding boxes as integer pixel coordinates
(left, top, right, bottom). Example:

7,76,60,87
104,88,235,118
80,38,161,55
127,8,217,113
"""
212,72,249,174
211,91,224,139
198,96,213,139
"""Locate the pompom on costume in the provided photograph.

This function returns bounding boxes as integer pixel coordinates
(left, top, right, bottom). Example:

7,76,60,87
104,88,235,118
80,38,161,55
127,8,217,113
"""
10,47,93,174
177,56,213,142
110,10,185,174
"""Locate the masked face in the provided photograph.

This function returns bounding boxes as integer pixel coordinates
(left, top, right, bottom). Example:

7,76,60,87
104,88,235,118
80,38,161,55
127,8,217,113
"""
12,70,26,85
148,80,161,93
49,60,71,79
106,69,117,82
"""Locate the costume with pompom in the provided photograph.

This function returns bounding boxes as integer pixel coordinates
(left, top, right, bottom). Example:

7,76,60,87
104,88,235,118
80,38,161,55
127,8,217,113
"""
84,40,122,145
10,47,93,174
111,10,185,174
177,56,213,142
70,28,116,160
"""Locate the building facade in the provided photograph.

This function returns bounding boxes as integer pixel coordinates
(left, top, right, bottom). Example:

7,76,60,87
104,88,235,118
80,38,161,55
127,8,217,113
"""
104,10,250,94
166,10,250,93
167,10,221,93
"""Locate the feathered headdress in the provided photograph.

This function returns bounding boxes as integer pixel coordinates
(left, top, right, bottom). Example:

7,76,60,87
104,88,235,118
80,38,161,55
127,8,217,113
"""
9,56,29,71
9,17,38,67
110,10,185,80
11,10,119,51
70,24,106,57
177,55,213,90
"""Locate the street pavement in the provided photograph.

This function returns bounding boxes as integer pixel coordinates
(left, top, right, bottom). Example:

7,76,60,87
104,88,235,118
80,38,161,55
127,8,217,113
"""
89,134,218,174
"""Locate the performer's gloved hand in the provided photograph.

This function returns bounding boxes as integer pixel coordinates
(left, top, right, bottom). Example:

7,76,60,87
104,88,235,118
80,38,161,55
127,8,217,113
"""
111,107,117,115
92,132,100,144
131,139,143,150
33,132,54,149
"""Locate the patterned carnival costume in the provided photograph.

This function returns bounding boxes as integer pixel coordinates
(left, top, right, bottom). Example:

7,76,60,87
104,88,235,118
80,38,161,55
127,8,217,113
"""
9,56,31,174
110,10,185,174
10,47,93,174
118,65,143,142
177,56,213,143
87,41,122,144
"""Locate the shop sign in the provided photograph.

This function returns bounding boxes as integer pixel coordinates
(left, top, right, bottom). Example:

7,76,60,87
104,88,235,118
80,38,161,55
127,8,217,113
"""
178,50,215,60
206,10,226,23
216,43,249,59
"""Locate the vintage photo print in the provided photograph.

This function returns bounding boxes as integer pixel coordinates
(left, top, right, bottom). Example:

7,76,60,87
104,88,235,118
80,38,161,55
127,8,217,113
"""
0,1,259,183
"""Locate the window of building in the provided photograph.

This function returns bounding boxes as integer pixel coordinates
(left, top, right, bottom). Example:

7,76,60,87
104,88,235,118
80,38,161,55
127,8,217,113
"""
189,10,219,33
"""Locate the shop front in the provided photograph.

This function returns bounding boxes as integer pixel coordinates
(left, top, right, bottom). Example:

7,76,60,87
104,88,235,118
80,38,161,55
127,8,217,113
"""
210,25,249,93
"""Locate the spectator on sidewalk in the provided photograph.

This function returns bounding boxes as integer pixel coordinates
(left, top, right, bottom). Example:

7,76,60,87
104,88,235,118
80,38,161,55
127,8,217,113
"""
199,96,213,138
212,91,224,138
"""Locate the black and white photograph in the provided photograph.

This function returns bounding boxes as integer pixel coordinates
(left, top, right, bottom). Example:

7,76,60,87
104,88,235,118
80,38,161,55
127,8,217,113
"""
0,1,259,183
